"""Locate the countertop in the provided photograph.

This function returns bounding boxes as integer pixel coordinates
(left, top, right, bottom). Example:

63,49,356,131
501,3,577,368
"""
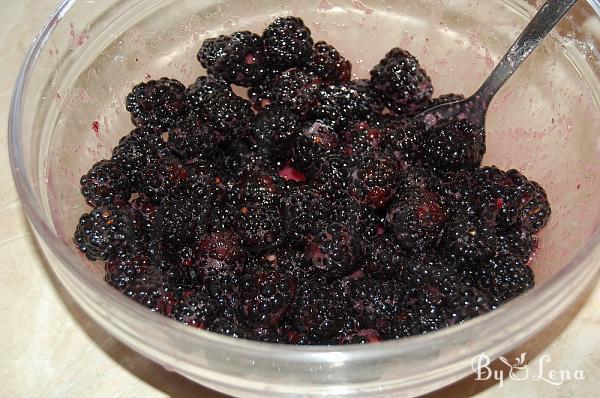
2,1,600,397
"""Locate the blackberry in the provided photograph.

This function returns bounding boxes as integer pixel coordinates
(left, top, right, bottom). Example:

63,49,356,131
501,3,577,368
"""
263,16,314,69
209,315,248,338
304,41,352,83
309,154,351,200
105,251,151,291
342,120,385,156
292,121,339,170
282,187,329,244
444,212,497,262
235,169,287,205
167,118,218,162
370,48,433,116
198,31,267,86
429,169,475,207
380,117,425,164
339,329,382,344
311,84,371,129
232,202,284,253
261,246,313,280
125,78,187,128
156,196,210,250
193,231,246,283
173,287,218,329
130,196,159,238
444,286,493,325
386,188,447,252
422,119,486,171
80,159,132,207
124,269,179,316
362,236,411,279
251,69,320,116
349,277,406,329
136,158,188,204
519,180,551,233
240,268,296,327
74,205,136,261
111,126,169,185
343,79,385,116
496,228,534,264
428,93,465,108
253,106,301,157
290,278,348,343
170,163,225,203
348,152,399,209
470,166,522,227
185,76,232,115
200,91,254,142
306,223,363,279
475,255,534,303
333,198,383,240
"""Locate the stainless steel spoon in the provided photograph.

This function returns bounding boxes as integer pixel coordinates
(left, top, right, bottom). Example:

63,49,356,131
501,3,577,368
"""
415,0,579,129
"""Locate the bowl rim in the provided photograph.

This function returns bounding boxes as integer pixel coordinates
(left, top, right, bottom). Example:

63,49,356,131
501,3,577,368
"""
8,0,600,364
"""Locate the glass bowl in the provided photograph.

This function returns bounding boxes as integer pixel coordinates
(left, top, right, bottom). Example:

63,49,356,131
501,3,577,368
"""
9,0,600,396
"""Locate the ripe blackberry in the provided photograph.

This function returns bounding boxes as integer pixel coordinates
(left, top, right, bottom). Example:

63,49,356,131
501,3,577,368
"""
339,329,382,344
311,84,372,129
111,126,169,184
263,16,314,69
261,246,313,280
124,269,179,316
125,78,187,128
386,188,447,252
475,255,534,303
362,236,411,279
380,117,425,164
240,268,296,327
282,187,329,244
444,212,497,262
170,163,225,204
232,201,285,253
136,158,188,204
429,169,475,207
428,93,465,108
304,41,351,83
349,277,407,329
253,106,301,157
519,180,551,233
198,31,267,86
156,196,210,250
250,69,320,115
193,231,246,283
74,205,136,261
444,286,493,325
292,121,339,171
80,159,132,207
348,152,399,209
369,48,433,116
306,222,363,279
333,199,383,240
343,79,385,116
469,166,523,227
342,120,385,156
105,251,151,291
496,228,534,264
173,287,218,329
200,91,254,142
209,316,248,338
185,75,232,115
167,118,218,162
130,196,159,238
290,278,348,343
309,154,351,200
422,119,486,171
235,169,287,205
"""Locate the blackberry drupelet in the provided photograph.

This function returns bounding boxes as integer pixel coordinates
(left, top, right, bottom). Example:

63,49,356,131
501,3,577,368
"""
370,48,433,116
198,31,267,86
304,41,352,83
306,222,363,279
348,152,399,209
124,268,179,316
349,277,407,329
263,16,314,69
74,205,137,261
125,78,187,129
251,69,320,116
333,198,383,240
311,84,372,129
496,228,534,264
80,159,132,207
261,246,313,280
519,180,551,233
209,316,248,339
129,196,159,238
380,117,425,164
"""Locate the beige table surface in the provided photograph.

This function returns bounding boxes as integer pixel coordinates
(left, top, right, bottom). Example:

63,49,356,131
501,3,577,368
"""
3,1,600,397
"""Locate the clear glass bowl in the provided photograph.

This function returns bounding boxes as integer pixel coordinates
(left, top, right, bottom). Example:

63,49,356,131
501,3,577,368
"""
9,0,600,396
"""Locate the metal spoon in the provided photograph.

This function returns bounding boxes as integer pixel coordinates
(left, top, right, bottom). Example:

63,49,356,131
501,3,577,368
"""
415,0,578,129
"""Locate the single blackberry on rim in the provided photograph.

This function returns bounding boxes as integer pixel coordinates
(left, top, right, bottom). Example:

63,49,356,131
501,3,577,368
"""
292,120,339,171
197,31,267,86
200,91,254,143
305,222,363,279
240,267,297,327
136,157,188,204
167,117,218,162
443,211,497,262
289,278,348,343
282,187,329,244
193,231,246,283
232,201,285,253
253,105,301,157
309,154,352,201
74,205,137,261
125,78,187,129
496,228,535,264
156,196,210,251
80,159,132,207
105,250,151,291
173,287,218,329
185,75,232,115
369,48,433,116
362,235,411,280
263,16,314,69
386,187,447,252
422,119,486,171
474,255,534,303
348,152,399,209
111,126,169,185
304,41,352,83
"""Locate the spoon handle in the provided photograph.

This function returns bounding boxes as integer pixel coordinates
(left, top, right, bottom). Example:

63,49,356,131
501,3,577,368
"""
475,0,578,103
